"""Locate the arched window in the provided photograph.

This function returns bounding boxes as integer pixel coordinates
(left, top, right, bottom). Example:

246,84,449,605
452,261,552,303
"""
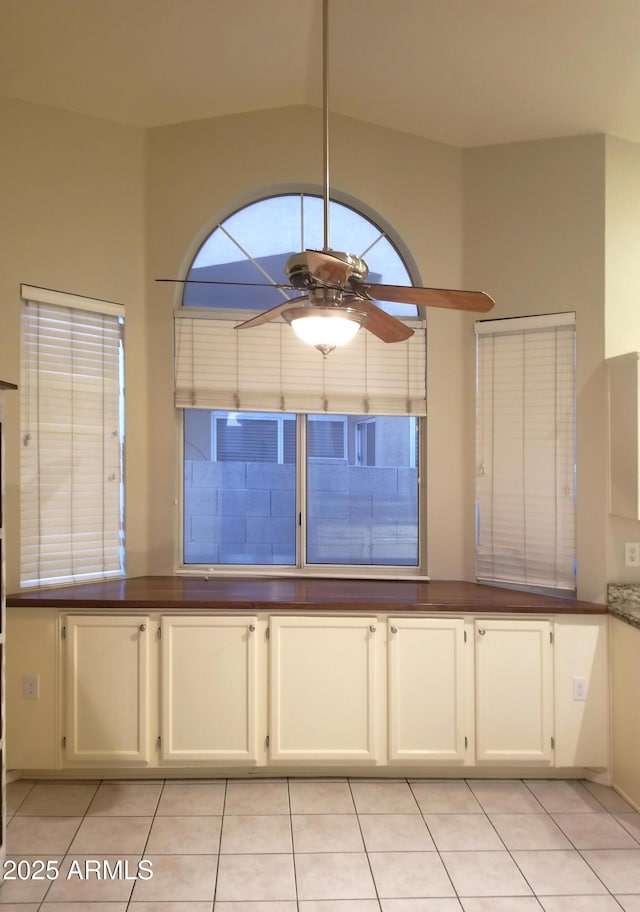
182,192,418,317
177,190,425,575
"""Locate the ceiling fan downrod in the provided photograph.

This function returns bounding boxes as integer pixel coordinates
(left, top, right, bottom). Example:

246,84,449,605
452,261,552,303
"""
322,0,330,252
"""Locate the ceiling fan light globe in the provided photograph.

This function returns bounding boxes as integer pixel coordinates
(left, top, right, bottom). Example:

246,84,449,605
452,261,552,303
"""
290,315,361,347
285,308,367,354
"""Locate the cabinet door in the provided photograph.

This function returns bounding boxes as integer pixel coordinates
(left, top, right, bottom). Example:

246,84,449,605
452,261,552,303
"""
64,615,150,764
475,618,553,764
388,617,467,763
270,616,378,762
161,616,258,763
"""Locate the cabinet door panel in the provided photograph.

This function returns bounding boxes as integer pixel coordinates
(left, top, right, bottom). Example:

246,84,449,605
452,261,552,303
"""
475,618,553,764
388,617,466,762
64,615,149,763
161,616,258,763
270,616,378,762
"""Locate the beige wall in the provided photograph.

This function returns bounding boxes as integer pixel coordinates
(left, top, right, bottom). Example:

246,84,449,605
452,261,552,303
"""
604,136,640,584
464,136,607,602
604,136,640,358
0,97,148,591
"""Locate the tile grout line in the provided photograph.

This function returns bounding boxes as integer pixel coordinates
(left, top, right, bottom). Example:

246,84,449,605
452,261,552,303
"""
286,777,302,912
408,776,461,903
126,775,166,909
509,778,627,905
496,777,567,906
348,775,384,911
38,777,102,912
208,776,226,912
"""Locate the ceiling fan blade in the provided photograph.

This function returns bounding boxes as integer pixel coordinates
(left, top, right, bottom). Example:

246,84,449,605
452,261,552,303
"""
234,297,308,330
363,283,495,313
306,250,354,286
351,299,415,343
156,277,295,289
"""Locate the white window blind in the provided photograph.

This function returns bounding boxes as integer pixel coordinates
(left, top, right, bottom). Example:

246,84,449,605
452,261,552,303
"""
175,313,426,416
475,313,576,592
20,285,125,588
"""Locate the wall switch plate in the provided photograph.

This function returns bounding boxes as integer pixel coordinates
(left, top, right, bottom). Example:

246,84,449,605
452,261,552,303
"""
573,676,587,701
625,542,640,567
23,673,40,699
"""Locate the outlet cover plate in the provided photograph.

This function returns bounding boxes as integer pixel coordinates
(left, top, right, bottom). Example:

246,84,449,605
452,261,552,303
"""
23,674,40,699
625,542,640,567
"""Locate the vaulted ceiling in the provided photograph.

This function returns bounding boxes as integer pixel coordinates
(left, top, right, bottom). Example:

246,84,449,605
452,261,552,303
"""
1,0,639,147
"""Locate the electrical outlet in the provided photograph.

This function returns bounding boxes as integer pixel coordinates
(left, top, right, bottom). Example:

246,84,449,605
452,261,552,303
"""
23,673,40,699
625,542,640,567
573,676,587,701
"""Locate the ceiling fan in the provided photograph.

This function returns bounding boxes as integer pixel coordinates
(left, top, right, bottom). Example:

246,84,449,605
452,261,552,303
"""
158,0,494,356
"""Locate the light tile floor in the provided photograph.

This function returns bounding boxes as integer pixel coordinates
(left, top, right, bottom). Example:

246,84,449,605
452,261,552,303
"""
2,777,640,910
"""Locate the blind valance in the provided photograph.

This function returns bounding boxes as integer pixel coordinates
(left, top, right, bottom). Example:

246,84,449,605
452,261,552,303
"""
174,312,427,416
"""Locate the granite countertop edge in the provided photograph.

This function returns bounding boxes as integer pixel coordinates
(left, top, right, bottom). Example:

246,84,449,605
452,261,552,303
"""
608,583,640,630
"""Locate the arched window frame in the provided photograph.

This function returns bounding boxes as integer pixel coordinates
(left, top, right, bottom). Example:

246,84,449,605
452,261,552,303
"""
175,186,428,579
178,186,424,318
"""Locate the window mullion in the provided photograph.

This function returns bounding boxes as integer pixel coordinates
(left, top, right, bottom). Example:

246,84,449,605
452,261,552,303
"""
277,415,284,465
297,414,307,570
417,416,426,568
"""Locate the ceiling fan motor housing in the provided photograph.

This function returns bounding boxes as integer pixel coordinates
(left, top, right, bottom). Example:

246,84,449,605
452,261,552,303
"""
285,250,369,289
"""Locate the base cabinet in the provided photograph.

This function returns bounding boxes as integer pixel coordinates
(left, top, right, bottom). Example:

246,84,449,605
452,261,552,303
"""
269,615,379,763
475,618,553,764
63,615,150,764
7,609,608,776
160,615,258,763
388,617,467,763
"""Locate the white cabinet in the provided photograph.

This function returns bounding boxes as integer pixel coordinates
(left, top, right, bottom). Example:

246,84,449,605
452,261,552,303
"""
63,615,150,764
160,615,259,763
30,608,607,776
475,618,553,764
269,615,379,762
387,617,467,763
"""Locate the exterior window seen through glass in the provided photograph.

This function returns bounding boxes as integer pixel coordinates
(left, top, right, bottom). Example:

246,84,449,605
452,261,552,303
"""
183,410,419,568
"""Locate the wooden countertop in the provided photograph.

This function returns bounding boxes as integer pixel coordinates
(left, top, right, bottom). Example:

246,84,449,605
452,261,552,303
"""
7,576,606,614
